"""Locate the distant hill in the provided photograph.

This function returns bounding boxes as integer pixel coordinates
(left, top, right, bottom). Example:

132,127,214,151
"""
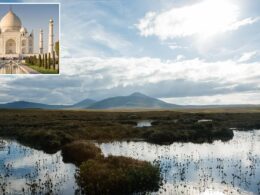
70,99,96,108
0,101,64,109
0,93,179,110
87,92,181,109
1,93,259,110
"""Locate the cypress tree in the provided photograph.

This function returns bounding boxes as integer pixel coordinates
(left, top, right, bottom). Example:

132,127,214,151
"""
48,53,51,69
45,53,48,69
33,55,37,65
53,51,56,70
42,54,45,68
39,54,42,67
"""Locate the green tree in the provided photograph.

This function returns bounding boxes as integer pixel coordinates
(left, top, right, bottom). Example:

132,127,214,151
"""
53,51,56,70
45,53,48,69
55,41,59,57
38,54,42,67
48,53,51,69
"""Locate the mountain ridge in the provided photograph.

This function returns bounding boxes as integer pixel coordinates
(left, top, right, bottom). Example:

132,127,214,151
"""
0,92,259,110
88,92,180,109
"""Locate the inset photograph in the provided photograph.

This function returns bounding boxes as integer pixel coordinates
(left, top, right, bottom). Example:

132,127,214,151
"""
0,3,59,74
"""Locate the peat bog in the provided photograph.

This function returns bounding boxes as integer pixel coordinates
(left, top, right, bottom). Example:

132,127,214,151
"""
0,109,260,194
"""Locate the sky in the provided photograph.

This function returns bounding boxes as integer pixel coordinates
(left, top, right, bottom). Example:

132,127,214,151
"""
0,3,59,53
0,0,260,105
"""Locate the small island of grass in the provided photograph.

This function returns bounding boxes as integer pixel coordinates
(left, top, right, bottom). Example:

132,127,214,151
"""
61,140,161,194
77,155,161,195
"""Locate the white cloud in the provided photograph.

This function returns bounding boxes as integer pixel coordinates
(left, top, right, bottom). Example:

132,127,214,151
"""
176,55,185,61
238,51,258,62
91,24,131,51
161,92,260,105
61,56,260,86
168,43,187,50
136,0,259,40
1,56,260,104
2,0,260,105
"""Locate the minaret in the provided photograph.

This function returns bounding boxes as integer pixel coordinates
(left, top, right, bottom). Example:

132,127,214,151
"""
48,18,54,53
39,29,43,54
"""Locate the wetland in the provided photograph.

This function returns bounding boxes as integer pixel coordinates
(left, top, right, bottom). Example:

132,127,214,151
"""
0,109,260,194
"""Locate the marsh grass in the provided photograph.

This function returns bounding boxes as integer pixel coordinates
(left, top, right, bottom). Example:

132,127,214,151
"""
0,109,259,153
61,140,162,194
76,156,161,195
0,109,259,194
62,141,102,165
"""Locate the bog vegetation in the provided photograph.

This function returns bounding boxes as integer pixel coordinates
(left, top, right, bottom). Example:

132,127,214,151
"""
0,109,259,153
62,140,161,194
62,140,102,165
1,109,260,194
77,156,161,195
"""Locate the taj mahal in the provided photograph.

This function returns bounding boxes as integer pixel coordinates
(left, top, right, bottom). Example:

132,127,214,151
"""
0,8,55,58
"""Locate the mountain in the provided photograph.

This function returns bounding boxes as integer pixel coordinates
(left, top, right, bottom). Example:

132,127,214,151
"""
0,101,64,109
0,98,96,110
70,99,96,108
0,94,259,110
87,92,181,109
0,93,178,110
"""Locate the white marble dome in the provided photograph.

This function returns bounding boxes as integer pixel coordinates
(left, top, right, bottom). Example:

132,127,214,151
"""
20,27,27,33
0,10,22,32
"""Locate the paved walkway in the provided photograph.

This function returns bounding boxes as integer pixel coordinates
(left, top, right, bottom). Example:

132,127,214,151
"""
0,60,40,74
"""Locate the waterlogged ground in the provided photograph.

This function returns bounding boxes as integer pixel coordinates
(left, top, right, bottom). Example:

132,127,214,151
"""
0,131,259,195
0,139,78,194
99,130,260,195
136,120,153,127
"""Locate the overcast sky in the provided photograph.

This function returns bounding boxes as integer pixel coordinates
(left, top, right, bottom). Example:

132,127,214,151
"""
0,3,59,52
0,0,260,105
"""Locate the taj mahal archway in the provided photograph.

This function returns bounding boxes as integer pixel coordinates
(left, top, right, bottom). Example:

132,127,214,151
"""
5,39,16,54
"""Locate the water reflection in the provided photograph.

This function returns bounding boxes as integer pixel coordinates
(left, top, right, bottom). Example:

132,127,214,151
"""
0,139,77,194
99,131,260,195
0,61,26,74
198,119,213,123
136,120,153,127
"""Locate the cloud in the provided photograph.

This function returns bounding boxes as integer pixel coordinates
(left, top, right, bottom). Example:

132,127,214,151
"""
238,51,258,62
46,0,133,58
1,0,260,106
161,92,260,105
168,43,188,50
176,55,185,61
136,0,260,40
63,56,260,85
92,30,131,51
1,56,260,104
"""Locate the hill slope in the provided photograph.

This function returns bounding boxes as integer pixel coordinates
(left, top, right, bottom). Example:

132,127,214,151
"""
87,92,180,109
70,99,96,108
0,101,63,109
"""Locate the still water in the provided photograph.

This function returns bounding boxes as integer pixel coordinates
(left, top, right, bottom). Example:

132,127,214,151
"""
0,61,26,74
99,130,260,195
0,140,77,194
0,130,259,195
136,120,153,127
